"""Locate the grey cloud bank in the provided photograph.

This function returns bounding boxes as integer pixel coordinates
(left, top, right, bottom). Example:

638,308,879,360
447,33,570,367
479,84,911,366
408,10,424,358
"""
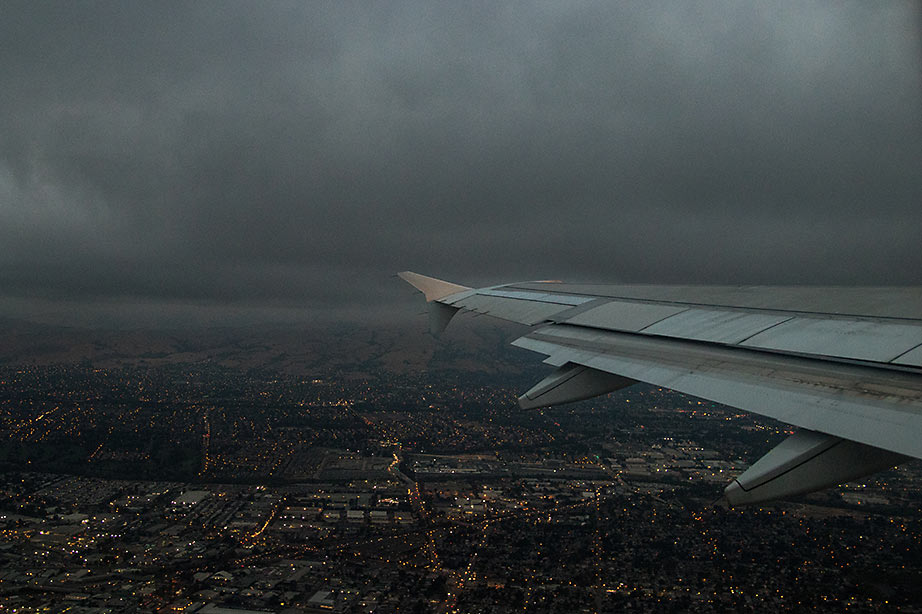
1,1,920,327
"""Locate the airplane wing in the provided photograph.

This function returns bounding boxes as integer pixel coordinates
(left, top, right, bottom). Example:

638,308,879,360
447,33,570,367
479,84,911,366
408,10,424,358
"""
398,271,922,505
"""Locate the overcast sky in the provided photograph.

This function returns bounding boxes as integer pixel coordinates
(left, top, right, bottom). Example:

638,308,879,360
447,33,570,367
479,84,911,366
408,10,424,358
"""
1,1,920,327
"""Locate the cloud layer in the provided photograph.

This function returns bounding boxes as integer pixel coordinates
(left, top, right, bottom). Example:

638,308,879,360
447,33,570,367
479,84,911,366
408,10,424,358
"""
2,2,920,326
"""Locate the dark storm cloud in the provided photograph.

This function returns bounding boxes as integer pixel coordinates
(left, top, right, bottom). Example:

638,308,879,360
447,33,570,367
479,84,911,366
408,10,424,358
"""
1,1,920,326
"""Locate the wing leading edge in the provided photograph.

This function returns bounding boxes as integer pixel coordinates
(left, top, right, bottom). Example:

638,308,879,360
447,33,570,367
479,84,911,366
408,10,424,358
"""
399,271,922,505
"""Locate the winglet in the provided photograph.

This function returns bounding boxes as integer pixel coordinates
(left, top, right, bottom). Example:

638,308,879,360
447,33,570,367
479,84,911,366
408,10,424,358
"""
397,271,470,302
398,271,470,336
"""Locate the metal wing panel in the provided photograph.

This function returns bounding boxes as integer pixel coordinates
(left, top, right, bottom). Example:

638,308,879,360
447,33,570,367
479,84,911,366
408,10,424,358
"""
564,301,688,331
515,304,574,325
514,325,922,460
432,279,922,366
449,294,571,325
641,309,793,344
894,344,922,368
451,294,493,311
507,283,922,320
490,301,565,325
740,318,922,363
478,289,592,306
442,289,478,305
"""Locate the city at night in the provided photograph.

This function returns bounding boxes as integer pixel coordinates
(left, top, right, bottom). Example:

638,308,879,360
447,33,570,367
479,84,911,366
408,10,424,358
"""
2,1,921,612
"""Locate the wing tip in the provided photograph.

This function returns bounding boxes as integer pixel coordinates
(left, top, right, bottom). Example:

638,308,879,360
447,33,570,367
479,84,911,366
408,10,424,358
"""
398,271,470,302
